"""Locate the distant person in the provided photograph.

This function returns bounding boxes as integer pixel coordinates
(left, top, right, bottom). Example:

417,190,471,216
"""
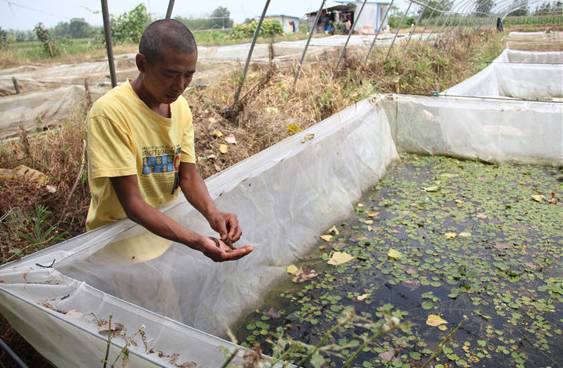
325,21,335,35
345,17,352,33
496,17,504,32
85,19,253,262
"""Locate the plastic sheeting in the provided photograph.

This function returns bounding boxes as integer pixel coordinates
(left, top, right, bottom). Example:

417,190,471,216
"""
382,94,562,165
0,85,96,139
506,31,563,52
0,97,398,366
442,49,563,100
0,54,138,96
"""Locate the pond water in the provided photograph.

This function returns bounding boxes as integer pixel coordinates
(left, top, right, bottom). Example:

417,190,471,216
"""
235,154,562,368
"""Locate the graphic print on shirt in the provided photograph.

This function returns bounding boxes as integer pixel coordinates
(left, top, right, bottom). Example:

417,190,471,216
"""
141,144,182,193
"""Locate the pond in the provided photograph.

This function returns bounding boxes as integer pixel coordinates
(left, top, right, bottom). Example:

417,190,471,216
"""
235,154,562,368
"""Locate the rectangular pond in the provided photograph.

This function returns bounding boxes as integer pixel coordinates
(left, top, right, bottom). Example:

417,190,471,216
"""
0,80,560,366
235,153,562,368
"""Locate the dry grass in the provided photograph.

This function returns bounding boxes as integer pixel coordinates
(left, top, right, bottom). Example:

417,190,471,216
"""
0,107,90,263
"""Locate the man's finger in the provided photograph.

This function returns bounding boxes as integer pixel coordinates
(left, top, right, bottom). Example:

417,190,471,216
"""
226,215,239,240
215,218,228,240
231,227,242,243
222,245,253,261
227,223,240,244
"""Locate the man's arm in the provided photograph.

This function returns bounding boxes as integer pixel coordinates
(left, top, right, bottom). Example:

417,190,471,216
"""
110,175,252,262
178,162,242,245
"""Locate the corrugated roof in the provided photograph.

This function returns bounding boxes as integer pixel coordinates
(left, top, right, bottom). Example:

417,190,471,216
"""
266,15,301,19
305,0,391,15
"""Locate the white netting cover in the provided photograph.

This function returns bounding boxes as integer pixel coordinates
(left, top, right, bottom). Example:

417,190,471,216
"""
0,97,398,367
442,49,563,100
382,94,562,165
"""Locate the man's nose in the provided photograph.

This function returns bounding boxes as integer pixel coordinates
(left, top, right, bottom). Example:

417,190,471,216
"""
173,75,185,91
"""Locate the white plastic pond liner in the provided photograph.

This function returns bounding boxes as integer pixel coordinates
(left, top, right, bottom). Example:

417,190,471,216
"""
505,49,563,63
383,94,562,165
0,280,244,367
0,97,399,367
442,49,563,100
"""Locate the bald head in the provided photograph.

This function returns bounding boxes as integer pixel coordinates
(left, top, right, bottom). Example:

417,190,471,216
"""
139,19,197,63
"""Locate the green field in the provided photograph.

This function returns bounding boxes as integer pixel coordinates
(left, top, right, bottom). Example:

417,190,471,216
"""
0,30,313,66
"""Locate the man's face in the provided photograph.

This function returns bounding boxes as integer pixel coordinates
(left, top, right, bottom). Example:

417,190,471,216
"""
138,48,197,104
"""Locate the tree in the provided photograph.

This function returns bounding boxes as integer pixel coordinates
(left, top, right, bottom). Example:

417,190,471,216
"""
68,18,93,38
175,16,210,30
210,6,233,29
53,18,94,39
418,0,453,19
510,0,529,16
34,22,59,57
176,7,233,31
230,19,283,39
475,0,495,16
13,30,35,42
534,1,562,14
0,27,8,49
111,3,151,44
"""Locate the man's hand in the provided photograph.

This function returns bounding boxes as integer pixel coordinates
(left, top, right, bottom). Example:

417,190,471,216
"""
206,210,242,246
199,237,253,262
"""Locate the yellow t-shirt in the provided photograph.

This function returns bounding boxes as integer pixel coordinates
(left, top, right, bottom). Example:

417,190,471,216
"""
86,81,196,230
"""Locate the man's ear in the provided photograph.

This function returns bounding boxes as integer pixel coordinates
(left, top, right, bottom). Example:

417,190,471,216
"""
135,53,147,73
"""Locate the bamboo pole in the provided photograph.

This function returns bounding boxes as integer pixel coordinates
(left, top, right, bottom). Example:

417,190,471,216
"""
101,0,117,88
365,0,395,63
336,0,368,69
165,0,175,19
232,0,272,108
293,0,326,89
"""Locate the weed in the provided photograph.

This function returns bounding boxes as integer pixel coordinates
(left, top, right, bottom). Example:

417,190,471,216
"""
19,205,64,246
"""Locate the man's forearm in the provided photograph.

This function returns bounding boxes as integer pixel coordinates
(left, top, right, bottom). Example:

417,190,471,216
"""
123,197,205,250
179,163,217,219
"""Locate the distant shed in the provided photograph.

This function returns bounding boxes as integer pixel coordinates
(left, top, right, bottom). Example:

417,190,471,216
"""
305,0,391,34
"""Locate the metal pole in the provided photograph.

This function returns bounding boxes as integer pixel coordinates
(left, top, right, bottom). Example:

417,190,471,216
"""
336,0,368,69
11,76,20,94
418,8,435,41
232,0,272,107
385,1,413,61
101,0,117,88
404,5,426,49
365,0,395,63
426,11,448,42
165,0,175,19
0,339,29,368
293,0,326,89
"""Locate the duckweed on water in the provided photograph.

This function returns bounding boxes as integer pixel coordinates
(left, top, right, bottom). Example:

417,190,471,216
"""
236,154,562,368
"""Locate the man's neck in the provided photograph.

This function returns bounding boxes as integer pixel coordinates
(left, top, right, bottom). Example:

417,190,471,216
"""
131,76,169,117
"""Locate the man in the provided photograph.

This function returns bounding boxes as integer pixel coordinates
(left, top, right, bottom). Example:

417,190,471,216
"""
86,19,253,262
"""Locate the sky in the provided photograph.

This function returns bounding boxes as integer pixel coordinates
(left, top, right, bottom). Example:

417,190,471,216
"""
0,0,408,31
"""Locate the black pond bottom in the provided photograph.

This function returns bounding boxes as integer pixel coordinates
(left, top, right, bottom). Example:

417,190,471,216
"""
235,154,562,368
